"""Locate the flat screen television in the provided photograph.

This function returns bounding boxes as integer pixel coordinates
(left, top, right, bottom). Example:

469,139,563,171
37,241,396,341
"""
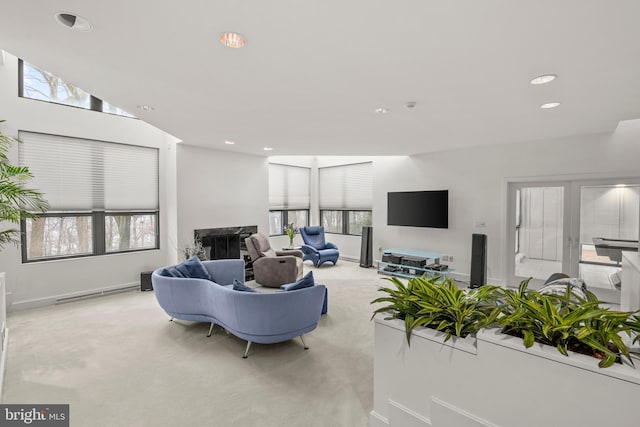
387,190,448,228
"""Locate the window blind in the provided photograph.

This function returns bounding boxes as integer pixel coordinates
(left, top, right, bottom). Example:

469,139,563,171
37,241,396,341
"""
18,131,159,211
269,164,310,210
319,162,372,210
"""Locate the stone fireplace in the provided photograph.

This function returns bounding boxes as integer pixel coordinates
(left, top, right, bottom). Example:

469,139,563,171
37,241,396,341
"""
194,225,258,281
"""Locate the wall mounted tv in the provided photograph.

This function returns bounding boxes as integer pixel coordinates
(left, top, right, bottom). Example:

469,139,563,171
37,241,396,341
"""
387,190,448,228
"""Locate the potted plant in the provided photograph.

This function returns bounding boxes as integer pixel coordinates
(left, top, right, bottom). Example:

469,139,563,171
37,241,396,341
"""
498,278,639,368
370,276,640,427
0,120,47,400
371,275,502,344
0,120,48,249
284,222,298,249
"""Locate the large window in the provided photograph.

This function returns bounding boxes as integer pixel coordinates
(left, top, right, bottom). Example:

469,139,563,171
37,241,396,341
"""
19,59,135,118
19,132,159,262
268,164,310,235
319,162,372,235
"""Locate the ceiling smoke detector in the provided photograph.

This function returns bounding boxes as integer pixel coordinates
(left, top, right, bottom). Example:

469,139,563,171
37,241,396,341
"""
404,101,417,109
55,12,92,32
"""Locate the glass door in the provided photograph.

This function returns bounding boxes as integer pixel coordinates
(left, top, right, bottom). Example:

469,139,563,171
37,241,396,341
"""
573,182,639,292
507,182,571,287
507,178,640,302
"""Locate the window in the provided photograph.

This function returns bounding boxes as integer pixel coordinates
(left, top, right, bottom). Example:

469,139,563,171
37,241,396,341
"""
19,59,135,118
268,164,310,235
319,162,372,235
19,132,159,262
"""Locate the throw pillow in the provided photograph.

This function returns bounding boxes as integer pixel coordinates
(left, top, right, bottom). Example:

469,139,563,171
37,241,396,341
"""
233,279,257,293
280,271,314,291
161,266,186,278
175,256,211,280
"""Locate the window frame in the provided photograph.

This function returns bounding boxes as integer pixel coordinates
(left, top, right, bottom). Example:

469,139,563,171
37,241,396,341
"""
320,209,372,236
18,59,137,119
20,210,160,263
269,209,310,236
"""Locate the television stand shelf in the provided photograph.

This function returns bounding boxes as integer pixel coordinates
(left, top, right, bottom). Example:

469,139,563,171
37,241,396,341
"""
376,248,453,279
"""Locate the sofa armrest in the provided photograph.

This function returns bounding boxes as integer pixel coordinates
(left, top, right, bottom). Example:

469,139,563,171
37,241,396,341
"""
326,242,338,250
275,249,303,258
300,244,319,255
253,256,299,287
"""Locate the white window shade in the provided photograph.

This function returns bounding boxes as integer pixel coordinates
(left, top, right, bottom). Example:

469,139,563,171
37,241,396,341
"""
319,162,372,209
19,131,158,211
269,164,310,210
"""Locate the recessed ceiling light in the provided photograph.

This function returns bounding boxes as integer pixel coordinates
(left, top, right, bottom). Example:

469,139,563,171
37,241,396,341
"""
540,102,561,109
220,32,247,49
375,107,390,114
224,140,235,145
136,105,154,111
55,12,92,32
263,147,273,151
530,74,557,85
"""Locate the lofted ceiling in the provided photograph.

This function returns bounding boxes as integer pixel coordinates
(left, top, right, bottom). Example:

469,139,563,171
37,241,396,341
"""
1,1,640,156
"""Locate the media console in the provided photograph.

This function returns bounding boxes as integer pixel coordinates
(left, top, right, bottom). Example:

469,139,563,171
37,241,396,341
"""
376,248,453,279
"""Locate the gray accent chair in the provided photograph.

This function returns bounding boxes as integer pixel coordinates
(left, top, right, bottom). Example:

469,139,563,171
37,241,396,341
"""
245,232,304,287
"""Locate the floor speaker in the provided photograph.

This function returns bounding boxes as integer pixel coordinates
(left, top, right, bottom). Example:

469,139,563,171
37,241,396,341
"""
141,271,153,291
469,234,487,288
360,226,373,268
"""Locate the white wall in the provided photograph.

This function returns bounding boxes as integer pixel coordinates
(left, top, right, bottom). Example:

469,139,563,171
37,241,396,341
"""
372,125,640,285
176,145,269,251
0,52,177,309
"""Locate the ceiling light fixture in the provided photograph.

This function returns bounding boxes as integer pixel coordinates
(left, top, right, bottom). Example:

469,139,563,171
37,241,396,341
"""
375,107,390,114
55,12,92,32
540,102,561,109
220,32,247,49
224,140,235,145
136,104,155,111
530,74,557,85
263,147,273,151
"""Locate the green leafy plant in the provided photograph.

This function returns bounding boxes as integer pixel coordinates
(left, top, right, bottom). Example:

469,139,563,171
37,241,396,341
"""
284,222,298,247
372,275,502,345
499,279,639,368
0,120,48,249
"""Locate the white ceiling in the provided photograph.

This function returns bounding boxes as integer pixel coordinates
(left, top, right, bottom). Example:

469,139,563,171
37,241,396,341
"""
1,0,640,156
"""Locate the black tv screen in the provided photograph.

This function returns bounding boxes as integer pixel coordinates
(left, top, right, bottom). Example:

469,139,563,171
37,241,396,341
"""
387,190,448,228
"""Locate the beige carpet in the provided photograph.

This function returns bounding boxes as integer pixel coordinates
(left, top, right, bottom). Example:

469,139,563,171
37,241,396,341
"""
2,261,384,427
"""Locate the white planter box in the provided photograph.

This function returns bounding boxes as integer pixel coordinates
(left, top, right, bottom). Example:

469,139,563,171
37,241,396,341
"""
371,314,640,427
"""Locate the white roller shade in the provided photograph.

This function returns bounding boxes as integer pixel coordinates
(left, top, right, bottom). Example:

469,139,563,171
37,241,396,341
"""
269,164,310,210
19,131,159,211
319,162,372,209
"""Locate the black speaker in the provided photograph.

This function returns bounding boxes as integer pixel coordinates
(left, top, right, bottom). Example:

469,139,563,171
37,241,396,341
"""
359,226,373,268
141,271,154,291
469,234,487,288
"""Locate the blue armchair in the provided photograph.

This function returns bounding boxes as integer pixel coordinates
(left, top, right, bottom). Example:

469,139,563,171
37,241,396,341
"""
300,226,339,267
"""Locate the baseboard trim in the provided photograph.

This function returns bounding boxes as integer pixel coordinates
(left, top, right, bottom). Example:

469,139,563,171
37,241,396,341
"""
370,410,389,427
11,282,140,311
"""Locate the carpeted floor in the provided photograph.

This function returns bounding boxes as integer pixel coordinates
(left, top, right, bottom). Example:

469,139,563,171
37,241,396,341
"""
2,261,384,427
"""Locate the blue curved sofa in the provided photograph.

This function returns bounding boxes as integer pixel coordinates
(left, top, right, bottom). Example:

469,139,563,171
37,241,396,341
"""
152,259,326,358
